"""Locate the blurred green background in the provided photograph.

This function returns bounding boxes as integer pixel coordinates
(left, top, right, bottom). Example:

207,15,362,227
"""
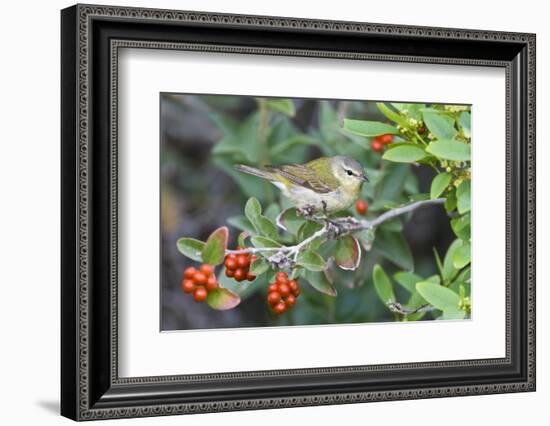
160,94,455,331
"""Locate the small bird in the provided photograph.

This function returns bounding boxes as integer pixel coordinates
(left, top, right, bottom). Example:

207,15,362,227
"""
235,156,368,215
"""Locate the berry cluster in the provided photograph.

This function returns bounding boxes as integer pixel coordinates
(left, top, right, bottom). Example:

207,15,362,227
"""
267,272,301,315
371,133,394,153
224,251,256,282
182,264,218,302
355,199,368,216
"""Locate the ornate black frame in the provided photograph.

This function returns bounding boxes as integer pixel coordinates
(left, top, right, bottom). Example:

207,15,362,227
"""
61,3,536,421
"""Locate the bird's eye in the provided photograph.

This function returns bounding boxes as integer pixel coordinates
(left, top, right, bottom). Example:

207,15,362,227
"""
346,169,353,176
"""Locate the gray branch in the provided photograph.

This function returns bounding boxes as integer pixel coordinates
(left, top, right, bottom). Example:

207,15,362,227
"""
387,301,436,316
226,198,445,257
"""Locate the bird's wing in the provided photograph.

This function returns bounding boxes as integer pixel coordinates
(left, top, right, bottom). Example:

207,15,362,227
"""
267,163,338,194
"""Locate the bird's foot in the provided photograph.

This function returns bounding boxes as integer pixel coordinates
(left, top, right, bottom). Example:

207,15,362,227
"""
325,219,342,239
297,204,317,219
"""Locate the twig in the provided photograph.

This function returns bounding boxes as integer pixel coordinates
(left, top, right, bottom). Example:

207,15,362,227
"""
225,198,444,257
225,226,327,256
387,301,436,316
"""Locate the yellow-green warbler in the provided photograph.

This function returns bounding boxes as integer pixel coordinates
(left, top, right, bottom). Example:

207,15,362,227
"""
236,156,368,215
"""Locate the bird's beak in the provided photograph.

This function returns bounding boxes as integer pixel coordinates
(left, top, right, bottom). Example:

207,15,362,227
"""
359,173,369,182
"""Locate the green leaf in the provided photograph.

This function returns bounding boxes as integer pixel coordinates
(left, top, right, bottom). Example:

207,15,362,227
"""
334,235,361,270
343,119,400,137
422,110,456,140
249,257,270,275
296,250,326,272
211,113,261,163
393,271,423,294
270,135,316,157
263,203,281,223
206,288,241,310
276,208,305,235
441,307,467,320
408,193,430,202
304,270,337,296
382,144,426,163
442,239,463,282
176,238,205,262
451,213,471,241
212,156,266,200
245,197,262,224
453,242,471,269
433,247,444,278
202,227,228,265
245,197,278,239
208,111,239,136
250,235,282,249
376,103,409,128
265,99,295,116
444,188,457,212
459,111,471,138
375,163,410,205
455,267,471,285
404,171,419,194
227,215,255,233
237,231,250,249
379,218,403,232
297,221,324,241
456,180,471,214
416,281,460,311
426,139,471,161
373,264,396,306
355,229,375,251
373,229,413,271
430,172,452,199
256,217,279,240
391,103,423,120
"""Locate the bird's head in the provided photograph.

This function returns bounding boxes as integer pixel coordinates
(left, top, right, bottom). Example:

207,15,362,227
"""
331,156,368,191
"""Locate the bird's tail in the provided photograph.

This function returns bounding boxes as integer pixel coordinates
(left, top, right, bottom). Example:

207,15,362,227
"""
234,164,275,181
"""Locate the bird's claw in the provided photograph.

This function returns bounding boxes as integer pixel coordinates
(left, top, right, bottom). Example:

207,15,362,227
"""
325,219,342,239
297,204,317,219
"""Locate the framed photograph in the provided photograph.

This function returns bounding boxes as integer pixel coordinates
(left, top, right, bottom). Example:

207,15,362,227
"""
61,4,536,421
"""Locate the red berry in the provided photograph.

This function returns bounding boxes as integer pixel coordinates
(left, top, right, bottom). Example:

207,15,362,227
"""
355,199,368,215
182,279,195,294
371,140,384,153
224,257,237,270
234,268,245,282
379,134,394,145
246,272,256,281
268,283,278,293
278,283,290,297
206,276,218,291
292,285,301,297
225,268,235,278
267,292,281,306
184,267,196,279
275,271,288,285
418,126,426,134
237,254,250,268
227,253,237,260
200,264,214,276
193,286,208,302
193,272,207,285
288,280,298,293
285,294,296,307
250,255,257,262
273,301,287,315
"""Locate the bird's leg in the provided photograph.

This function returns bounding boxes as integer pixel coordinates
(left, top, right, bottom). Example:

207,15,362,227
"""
297,204,317,219
320,201,341,239
321,200,329,217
